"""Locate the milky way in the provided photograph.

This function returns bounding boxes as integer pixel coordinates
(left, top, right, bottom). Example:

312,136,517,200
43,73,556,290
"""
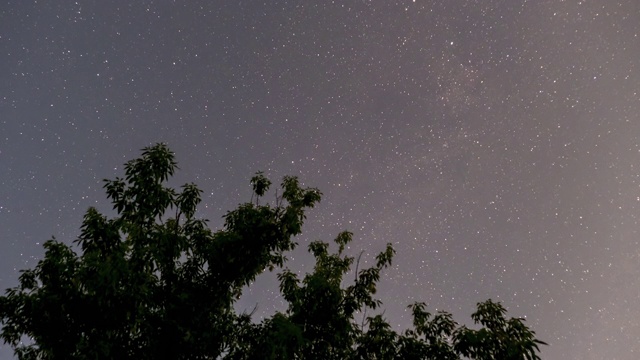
2,1,639,358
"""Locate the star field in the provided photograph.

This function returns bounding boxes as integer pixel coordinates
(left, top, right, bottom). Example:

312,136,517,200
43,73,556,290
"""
1,1,639,358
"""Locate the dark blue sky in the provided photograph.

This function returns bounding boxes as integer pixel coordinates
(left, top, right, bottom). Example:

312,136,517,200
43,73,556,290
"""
2,1,639,358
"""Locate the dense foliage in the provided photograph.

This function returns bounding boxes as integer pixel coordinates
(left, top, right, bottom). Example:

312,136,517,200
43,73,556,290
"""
0,144,546,359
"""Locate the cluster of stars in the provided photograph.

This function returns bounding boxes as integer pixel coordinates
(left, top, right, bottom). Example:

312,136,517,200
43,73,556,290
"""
2,1,639,359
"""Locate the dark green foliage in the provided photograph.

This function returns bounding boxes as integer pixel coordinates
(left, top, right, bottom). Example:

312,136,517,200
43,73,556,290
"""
0,143,546,360
453,300,547,360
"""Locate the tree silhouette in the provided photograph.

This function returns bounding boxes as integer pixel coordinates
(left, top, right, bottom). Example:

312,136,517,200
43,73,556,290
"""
0,143,546,359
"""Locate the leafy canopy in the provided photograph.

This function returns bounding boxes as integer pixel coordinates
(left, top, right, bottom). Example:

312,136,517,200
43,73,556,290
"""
0,143,546,360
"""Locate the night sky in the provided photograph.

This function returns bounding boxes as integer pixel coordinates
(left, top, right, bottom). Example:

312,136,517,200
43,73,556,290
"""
2,1,639,358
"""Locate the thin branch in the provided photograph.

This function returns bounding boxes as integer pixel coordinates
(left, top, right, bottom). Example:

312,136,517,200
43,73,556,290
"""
361,307,368,331
275,188,282,208
354,250,365,282
248,303,259,317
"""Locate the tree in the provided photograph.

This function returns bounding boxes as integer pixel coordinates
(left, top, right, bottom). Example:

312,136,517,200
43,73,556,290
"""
0,143,546,359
